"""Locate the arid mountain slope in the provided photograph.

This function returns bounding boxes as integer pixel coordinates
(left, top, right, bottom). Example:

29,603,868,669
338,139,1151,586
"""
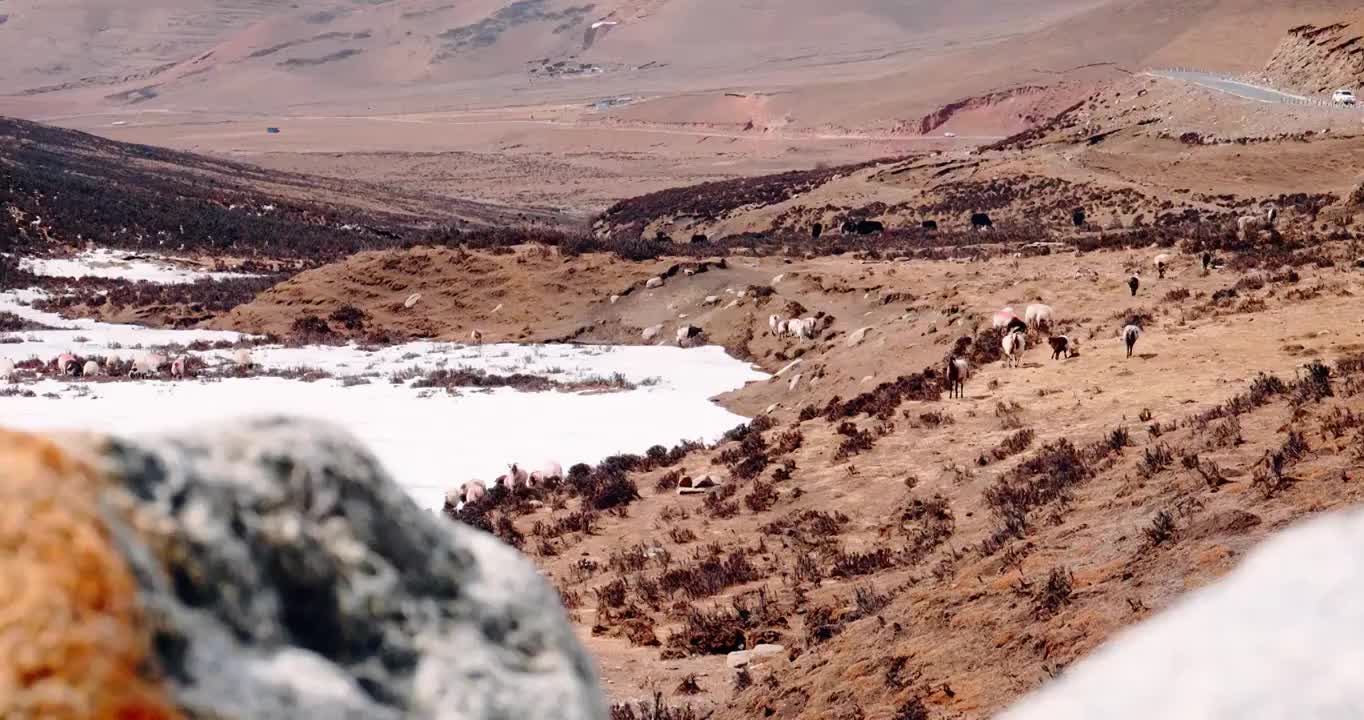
1,0,1357,127
1264,13,1364,94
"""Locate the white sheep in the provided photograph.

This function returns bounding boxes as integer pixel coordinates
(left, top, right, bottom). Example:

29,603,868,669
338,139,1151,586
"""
784,317,816,340
1153,253,1172,279
1122,325,1142,358
1003,330,1027,368
527,460,563,486
992,307,1023,330
130,351,166,378
57,352,79,376
462,480,488,505
768,314,784,336
0,358,14,383
170,356,188,379
1024,303,1054,331
232,348,254,370
470,329,484,344
1237,205,1278,241
82,360,101,377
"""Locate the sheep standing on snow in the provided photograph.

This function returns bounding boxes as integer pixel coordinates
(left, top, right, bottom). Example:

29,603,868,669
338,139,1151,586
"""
130,351,166,378
470,329,484,345
1025,303,1054,331
233,349,254,371
82,360,101,377
0,358,14,383
1048,336,1075,360
57,353,79,376
1003,330,1027,368
170,356,188,379
1128,273,1140,297
1122,325,1142,358
1154,253,1171,279
944,356,970,399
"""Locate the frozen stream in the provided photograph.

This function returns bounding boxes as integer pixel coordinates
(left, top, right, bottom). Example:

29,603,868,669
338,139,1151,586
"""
1,253,768,510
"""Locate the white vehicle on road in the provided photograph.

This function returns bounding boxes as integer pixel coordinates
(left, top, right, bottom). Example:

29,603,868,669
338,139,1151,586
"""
1332,88,1356,106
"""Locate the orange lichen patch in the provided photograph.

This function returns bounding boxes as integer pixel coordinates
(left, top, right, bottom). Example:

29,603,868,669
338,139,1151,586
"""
0,428,180,720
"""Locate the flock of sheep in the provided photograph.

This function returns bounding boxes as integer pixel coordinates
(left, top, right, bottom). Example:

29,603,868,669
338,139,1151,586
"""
938,248,1187,398
0,348,256,383
446,460,564,510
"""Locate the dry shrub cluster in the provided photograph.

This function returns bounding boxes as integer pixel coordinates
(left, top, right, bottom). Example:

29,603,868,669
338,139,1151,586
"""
658,543,760,601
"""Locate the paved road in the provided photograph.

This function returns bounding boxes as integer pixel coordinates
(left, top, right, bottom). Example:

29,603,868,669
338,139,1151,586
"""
1147,70,1311,105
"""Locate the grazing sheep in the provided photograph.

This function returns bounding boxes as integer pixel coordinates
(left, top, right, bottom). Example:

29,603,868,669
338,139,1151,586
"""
1128,273,1140,297
528,460,563,486
769,314,784,336
992,307,1019,329
233,348,254,370
1202,251,1214,273
1237,205,1277,241
971,212,994,230
130,351,166,378
1025,303,1054,331
170,356,188,379
1048,335,1074,360
57,352,79,376
1122,324,1142,358
0,358,14,382
470,329,484,344
1072,208,1086,227
922,219,939,231
1154,253,1171,279
642,324,663,341
785,317,817,340
462,480,488,505
945,356,970,399
677,324,703,345
1003,330,1027,368
811,223,823,238
82,360,101,377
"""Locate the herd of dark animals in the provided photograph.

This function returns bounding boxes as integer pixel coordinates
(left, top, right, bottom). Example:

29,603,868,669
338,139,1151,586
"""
673,206,1085,244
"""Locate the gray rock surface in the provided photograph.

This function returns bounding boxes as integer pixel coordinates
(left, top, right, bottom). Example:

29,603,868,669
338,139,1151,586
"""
96,416,605,720
1000,506,1364,719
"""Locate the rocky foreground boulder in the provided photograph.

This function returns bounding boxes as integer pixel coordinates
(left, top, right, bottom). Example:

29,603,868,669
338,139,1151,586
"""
0,417,605,720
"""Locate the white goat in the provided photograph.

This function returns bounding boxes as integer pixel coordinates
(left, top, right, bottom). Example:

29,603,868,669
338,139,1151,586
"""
1122,325,1142,358
1025,303,1054,331
1003,330,1027,368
